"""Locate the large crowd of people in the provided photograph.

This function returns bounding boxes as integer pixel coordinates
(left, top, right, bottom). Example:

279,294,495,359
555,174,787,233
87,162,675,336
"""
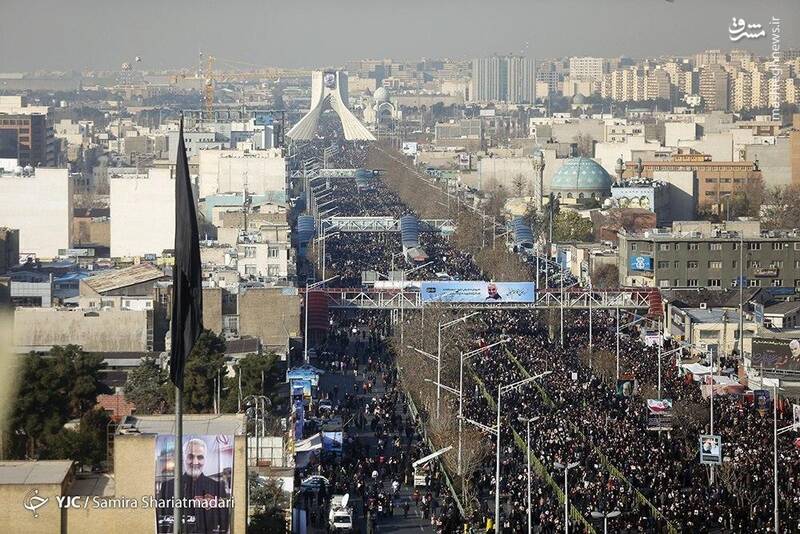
296,138,800,533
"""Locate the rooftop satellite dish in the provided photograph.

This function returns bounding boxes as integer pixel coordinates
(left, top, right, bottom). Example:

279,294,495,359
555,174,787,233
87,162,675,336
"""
135,56,142,62
341,493,349,509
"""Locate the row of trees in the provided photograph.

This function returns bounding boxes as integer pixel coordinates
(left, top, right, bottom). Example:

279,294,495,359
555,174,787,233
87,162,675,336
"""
7,345,111,463
6,331,282,467
698,181,800,230
124,330,283,416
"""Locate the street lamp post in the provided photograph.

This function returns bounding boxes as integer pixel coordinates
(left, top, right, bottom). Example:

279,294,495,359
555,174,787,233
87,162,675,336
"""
615,307,620,380
560,266,564,347
457,338,511,475
495,372,552,534
559,280,579,347
771,380,800,532
433,312,479,418
318,229,340,283
590,510,621,534
399,260,433,363
588,280,593,367
518,416,540,534
554,461,580,533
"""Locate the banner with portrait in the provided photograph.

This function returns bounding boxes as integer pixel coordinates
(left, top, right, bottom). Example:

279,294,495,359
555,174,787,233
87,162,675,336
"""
420,281,536,303
616,375,637,397
154,434,234,534
699,435,722,465
753,390,770,416
751,338,800,373
646,399,673,430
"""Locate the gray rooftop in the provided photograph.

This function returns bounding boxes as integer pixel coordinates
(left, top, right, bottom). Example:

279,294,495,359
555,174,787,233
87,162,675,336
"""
0,460,72,485
765,301,800,315
685,308,743,324
119,414,246,436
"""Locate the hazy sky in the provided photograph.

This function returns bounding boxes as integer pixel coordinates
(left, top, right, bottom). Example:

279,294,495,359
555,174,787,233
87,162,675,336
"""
2,0,798,71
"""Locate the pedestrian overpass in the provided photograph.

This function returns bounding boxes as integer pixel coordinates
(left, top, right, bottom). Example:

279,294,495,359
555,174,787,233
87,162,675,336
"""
322,216,455,234
302,287,661,313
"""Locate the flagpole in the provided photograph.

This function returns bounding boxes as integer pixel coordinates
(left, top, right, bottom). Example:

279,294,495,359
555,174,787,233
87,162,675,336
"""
170,110,203,534
173,111,185,534
174,385,183,534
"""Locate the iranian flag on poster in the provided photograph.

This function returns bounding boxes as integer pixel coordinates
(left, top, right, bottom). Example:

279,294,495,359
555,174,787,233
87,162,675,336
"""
647,399,673,414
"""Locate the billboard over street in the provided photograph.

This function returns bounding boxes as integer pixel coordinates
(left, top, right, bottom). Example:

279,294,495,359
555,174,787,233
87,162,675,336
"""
420,281,535,303
750,337,800,373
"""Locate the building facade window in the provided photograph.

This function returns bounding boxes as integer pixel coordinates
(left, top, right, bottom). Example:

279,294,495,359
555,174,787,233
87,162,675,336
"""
688,261,698,269
244,246,256,258
658,261,670,269
688,243,699,250
687,279,699,287
710,243,722,251
659,243,671,251
709,261,722,269
709,279,721,287
268,248,278,258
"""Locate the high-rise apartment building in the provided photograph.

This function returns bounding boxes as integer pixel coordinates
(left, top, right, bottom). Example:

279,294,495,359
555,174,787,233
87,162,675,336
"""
471,55,535,104
699,64,730,111
569,57,605,82
646,69,672,101
695,49,727,68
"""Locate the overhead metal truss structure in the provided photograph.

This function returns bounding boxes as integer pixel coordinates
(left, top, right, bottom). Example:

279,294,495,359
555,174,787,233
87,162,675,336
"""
302,288,655,311
322,216,455,233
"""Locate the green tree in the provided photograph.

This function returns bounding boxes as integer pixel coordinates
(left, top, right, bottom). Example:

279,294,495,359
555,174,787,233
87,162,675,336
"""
761,184,800,230
8,345,109,458
248,473,289,533
183,330,227,413
46,408,111,468
553,211,594,242
221,352,280,413
124,356,172,414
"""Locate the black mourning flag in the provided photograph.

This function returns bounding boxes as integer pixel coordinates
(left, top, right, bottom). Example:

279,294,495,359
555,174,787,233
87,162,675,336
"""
169,117,203,387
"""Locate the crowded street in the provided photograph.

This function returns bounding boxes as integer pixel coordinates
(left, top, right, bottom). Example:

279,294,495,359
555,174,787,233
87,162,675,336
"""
290,135,800,534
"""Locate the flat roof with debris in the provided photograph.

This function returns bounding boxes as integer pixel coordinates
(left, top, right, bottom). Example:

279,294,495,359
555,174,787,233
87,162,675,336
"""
83,263,165,294
117,414,245,436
